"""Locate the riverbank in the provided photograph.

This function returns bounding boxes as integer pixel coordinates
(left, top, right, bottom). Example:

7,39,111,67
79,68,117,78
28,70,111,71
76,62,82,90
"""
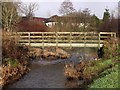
1,31,30,87
64,56,119,88
89,64,119,88
64,37,119,88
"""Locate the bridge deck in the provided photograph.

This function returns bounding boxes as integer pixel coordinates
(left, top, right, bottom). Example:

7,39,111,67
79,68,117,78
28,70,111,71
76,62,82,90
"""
21,43,103,47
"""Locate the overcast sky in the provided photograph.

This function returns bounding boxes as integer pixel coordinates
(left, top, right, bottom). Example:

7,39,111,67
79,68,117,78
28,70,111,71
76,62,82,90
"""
21,0,119,19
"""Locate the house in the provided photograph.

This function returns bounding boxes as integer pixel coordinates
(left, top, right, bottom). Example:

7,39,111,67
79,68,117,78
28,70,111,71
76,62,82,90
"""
33,17,48,23
45,18,58,28
20,15,90,30
21,16,58,28
45,21,57,28
49,15,90,28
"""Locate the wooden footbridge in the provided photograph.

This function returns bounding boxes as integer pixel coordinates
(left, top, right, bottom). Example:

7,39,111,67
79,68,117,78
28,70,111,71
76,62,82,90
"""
12,32,116,48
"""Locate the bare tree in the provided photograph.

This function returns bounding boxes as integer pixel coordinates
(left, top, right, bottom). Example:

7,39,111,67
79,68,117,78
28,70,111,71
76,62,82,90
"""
59,0,76,15
63,8,92,32
118,1,120,19
56,0,76,32
0,2,2,29
19,2,38,18
1,2,20,31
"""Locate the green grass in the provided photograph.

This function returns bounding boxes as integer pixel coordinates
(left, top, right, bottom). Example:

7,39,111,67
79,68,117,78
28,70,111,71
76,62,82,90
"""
89,64,119,88
4,58,18,67
83,59,113,77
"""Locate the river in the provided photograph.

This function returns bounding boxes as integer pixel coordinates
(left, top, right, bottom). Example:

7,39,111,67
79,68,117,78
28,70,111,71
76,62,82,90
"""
3,48,97,88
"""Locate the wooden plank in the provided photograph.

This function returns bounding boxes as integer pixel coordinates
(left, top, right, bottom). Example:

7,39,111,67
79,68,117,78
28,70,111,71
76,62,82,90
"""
19,36,29,38
19,40,29,42
19,43,103,48
100,36,110,39
42,32,44,49
17,31,116,35
56,32,58,47
22,40,102,43
98,33,100,48
71,40,99,43
58,35,70,37
70,32,72,48
57,32,70,34
28,32,30,45
100,32,116,34
29,36,56,38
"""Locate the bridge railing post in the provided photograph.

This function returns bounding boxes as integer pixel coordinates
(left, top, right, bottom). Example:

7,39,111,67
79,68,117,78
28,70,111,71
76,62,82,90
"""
84,32,86,48
114,32,116,39
70,32,72,49
111,32,113,37
98,33,100,48
56,32,58,48
28,32,31,46
42,32,44,49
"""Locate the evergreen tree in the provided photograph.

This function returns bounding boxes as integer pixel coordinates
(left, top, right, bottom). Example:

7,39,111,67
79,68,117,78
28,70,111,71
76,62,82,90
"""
103,9,110,21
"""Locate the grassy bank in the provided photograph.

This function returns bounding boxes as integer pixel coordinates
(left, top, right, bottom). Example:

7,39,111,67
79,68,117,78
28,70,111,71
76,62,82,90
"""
89,64,119,88
85,38,119,88
87,40,119,88
64,42,119,88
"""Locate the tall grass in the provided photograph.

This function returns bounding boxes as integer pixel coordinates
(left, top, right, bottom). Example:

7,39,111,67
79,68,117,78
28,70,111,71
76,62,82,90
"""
2,31,29,63
1,31,30,86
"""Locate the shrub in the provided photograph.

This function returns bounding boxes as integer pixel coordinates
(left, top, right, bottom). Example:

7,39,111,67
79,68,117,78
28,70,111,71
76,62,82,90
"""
2,31,29,64
103,38,118,59
1,31,30,86
18,19,48,32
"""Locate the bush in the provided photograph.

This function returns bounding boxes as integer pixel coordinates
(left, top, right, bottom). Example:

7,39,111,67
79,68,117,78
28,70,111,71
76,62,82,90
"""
18,19,48,32
103,38,117,59
2,31,29,63
1,31,30,86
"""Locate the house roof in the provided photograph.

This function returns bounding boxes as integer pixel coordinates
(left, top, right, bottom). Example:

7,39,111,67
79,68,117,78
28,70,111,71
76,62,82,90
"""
33,17,48,22
21,16,55,23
